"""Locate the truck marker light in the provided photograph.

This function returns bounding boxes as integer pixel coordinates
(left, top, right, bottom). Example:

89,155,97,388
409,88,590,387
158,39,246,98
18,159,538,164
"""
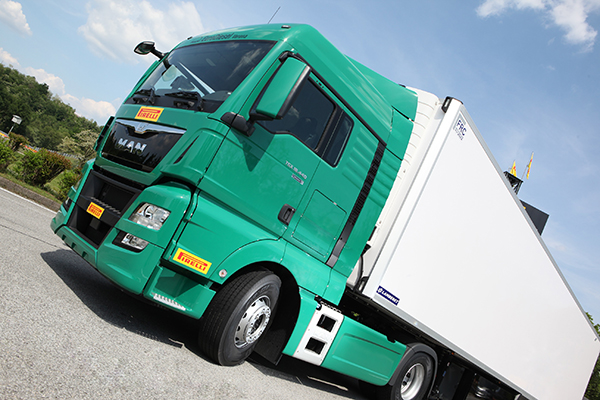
173,248,212,274
135,106,163,122
86,202,104,219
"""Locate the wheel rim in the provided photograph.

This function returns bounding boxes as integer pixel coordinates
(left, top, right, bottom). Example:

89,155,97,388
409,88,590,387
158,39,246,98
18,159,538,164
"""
234,295,271,348
401,363,425,400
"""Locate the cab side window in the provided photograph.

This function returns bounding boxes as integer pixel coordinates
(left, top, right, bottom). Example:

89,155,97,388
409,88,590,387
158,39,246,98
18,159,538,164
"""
259,80,333,150
322,113,352,166
259,78,353,166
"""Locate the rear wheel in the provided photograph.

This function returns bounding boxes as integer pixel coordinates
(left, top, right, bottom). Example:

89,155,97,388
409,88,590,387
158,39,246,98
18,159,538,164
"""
198,270,281,366
398,357,429,399
363,352,434,400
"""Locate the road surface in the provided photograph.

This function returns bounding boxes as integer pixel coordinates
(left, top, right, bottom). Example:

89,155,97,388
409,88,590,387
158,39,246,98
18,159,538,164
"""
0,187,367,400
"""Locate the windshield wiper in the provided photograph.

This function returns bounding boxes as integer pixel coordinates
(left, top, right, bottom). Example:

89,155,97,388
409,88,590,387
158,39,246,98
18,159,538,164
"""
132,88,158,105
165,91,204,110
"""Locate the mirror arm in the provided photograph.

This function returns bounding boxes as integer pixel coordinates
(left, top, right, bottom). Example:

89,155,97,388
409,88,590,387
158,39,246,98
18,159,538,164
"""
150,49,165,59
221,112,255,136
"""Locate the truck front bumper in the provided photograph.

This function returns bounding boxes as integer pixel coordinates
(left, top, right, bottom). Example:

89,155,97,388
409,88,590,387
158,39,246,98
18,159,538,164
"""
51,170,215,319
54,223,215,319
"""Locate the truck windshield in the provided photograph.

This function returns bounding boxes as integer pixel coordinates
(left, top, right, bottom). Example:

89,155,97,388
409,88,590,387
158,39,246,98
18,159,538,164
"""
127,40,275,113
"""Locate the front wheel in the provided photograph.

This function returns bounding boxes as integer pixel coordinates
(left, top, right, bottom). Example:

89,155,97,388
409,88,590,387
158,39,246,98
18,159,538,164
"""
198,270,281,366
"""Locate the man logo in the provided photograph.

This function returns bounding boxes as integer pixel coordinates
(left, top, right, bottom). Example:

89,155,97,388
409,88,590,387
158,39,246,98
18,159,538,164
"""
134,123,150,134
116,138,147,155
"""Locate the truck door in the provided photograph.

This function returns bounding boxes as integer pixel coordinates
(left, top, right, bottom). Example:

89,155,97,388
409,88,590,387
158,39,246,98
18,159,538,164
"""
258,73,379,264
200,57,323,238
203,56,379,260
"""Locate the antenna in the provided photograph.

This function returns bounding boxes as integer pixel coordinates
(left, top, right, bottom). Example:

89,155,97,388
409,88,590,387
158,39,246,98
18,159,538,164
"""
268,6,281,24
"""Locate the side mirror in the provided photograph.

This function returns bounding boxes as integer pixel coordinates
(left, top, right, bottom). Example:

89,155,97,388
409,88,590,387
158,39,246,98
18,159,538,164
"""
220,56,310,137
134,41,164,59
255,57,310,119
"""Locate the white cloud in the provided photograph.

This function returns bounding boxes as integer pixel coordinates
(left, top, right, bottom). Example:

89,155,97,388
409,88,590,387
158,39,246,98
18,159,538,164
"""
24,67,66,96
61,94,117,123
551,1,598,49
78,0,205,63
0,47,20,67
0,44,114,124
477,0,546,16
477,0,600,51
24,66,116,123
0,0,32,36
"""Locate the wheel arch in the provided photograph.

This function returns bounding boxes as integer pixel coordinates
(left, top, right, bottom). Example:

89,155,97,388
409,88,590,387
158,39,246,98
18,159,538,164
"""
207,239,332,365
250,261,301,364
213,257,301,365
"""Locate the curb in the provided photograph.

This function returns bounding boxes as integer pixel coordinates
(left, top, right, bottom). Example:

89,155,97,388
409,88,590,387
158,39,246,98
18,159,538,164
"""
0,176,61,211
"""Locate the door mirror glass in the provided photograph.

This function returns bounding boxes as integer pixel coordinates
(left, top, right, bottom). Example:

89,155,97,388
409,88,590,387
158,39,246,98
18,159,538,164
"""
134,41,164,59
256,57,310,119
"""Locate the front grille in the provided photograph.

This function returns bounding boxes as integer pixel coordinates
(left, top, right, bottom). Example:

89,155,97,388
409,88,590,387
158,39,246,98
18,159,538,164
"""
67,170,142,248
101,119,185,172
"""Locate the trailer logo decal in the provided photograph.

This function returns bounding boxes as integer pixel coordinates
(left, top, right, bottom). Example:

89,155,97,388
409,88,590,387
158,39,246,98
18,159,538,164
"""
377,286,399,305
454,115,468,140
173,248,212,274
135,107,163,122
86,202,104,219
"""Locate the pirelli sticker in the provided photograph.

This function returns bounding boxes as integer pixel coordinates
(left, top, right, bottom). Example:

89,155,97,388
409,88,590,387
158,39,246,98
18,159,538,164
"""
135,106,163,122
173,248,212,275
86,202,105,219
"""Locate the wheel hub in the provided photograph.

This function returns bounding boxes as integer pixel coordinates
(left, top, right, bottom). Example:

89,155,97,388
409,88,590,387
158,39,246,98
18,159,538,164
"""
234,295,271,348
401,363,425,400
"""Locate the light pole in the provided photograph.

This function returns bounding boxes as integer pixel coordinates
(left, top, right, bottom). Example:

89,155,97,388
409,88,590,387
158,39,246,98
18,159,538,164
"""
8,115,22,135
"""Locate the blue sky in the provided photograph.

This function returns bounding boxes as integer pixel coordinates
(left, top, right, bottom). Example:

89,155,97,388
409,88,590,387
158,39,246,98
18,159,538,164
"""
1,0,599,321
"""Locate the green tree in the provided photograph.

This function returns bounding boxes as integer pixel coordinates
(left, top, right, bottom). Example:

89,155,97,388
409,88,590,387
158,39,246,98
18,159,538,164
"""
59,129,98,167
586,313,600,400
0,64,101,150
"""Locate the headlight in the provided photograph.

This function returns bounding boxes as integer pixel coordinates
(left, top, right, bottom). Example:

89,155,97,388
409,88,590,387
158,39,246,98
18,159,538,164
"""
129,203,170,230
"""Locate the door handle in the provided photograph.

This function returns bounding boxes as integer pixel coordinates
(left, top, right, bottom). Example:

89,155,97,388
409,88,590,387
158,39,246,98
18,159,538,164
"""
278,204,296,225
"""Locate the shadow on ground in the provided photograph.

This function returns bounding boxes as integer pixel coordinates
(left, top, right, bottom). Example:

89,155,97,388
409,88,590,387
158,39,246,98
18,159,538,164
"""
41,248,367,400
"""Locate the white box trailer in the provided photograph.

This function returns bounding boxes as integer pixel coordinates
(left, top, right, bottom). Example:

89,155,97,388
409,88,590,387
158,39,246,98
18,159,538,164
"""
349,89,600,400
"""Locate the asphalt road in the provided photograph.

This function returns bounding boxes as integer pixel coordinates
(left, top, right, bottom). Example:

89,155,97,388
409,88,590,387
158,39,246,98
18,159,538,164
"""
0,187,367,400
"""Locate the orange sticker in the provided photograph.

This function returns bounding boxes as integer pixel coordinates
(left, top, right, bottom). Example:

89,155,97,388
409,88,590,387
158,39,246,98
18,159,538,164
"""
173,248,212,274
135,106,163,122
86,202,104,219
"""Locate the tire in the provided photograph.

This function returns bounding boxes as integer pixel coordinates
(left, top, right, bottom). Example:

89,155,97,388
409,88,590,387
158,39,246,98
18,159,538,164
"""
198,270,281,366
364,352,434,400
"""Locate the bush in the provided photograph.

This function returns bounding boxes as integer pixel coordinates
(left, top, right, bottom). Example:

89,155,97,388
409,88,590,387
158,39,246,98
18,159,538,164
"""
20,149,71,186
57,168,82,201
0,139,12,171
8,132,29,152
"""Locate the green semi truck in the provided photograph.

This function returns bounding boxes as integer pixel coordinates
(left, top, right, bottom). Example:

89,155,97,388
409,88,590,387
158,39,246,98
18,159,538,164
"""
51,24,600,400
